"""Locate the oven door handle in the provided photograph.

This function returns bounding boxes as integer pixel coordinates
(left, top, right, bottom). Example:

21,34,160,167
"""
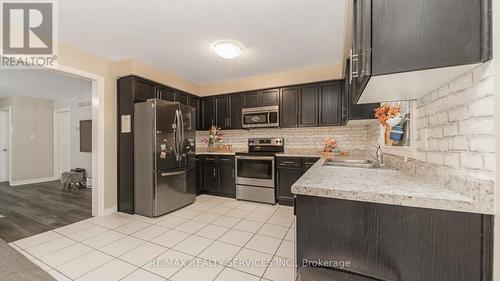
235,156,275,161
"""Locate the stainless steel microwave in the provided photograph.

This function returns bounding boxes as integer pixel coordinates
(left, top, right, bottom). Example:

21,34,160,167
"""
242,106,279,128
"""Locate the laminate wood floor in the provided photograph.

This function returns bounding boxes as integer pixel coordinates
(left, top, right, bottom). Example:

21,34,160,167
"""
0,181,91,242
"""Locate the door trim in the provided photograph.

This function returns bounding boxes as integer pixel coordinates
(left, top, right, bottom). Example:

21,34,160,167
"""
51,64,106,217
54,108,72,180
0,107,11,184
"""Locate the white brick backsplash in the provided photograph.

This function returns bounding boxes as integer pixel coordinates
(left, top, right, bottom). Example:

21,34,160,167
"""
449,72,473,92
438,85,449,98
196,123,378,150
444,153,460,168
427,98,443,115
447,105,468,122
426,152,444,165
468,96,494,117
442,123,458,137
469,137,495,153
472,63,495,82
460,153,483,170
438,112,448,125
430,127,443,138
449,136,467,151
437,139,449,152
459,118,494,135
408,63,495,177
484,153,496,172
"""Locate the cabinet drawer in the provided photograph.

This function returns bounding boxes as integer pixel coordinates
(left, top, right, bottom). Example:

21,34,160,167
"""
219,155,235,163
277,157,301,168
204,156,217,162
302,157,320,171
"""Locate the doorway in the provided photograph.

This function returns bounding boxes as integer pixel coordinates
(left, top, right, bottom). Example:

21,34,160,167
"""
54,109,72,178
0,108,10,183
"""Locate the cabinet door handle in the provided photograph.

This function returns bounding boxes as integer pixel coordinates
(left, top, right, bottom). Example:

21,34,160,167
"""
281,161,296,164
232,168,234,179
213,168,216,178
220,158,230,161
350,49,359,84
206,157,215,161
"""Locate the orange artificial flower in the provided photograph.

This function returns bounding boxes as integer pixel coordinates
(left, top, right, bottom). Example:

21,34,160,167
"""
374,103,401,126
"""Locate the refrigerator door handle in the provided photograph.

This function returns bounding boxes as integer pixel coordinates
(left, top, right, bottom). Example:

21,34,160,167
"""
173,109,179,161
179,110,185,156
160,170,187,177
177,109,183,161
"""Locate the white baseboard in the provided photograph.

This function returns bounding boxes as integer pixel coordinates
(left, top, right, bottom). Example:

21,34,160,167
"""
10,176,59,186
102,205,117,216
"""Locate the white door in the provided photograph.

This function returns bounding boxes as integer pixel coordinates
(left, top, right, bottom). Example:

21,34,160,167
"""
55,110,71,177
0,111,9,182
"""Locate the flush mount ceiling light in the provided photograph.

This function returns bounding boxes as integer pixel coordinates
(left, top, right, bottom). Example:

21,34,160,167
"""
213,41,243,59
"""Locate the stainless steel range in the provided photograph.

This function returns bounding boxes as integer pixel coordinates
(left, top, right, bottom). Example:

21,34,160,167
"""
235,138,284,204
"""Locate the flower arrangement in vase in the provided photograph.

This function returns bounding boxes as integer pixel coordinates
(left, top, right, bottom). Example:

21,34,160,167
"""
202,126,223,151
374,103,405,145
323,137,338,152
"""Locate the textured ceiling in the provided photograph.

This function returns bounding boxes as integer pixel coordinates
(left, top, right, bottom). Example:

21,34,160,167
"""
58,0,346,84
0,69,92,100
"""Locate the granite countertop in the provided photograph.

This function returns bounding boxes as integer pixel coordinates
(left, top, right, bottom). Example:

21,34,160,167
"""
195,149,243,155
195,147,325,157
292,157,494,215
276,148,324,158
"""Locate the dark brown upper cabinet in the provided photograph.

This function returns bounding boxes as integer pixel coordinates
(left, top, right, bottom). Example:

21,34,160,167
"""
243,91,260,107
133,79,157,102
215,96,230,129
201,97,215,130
319,81,343,126
279,87,299,128
298,84,319,127
158,86,175,102
259,89,279,106
176,92,189,105
351,0,492,104
242,89,279,108
202,94,243,130
229,94,243,129
345,59,380,121
188,96,201,130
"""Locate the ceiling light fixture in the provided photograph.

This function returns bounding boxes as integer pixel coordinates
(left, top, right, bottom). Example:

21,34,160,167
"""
213,41,243,59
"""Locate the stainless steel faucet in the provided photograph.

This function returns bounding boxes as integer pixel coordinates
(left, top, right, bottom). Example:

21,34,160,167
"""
351,145,365,152
370,144,383,166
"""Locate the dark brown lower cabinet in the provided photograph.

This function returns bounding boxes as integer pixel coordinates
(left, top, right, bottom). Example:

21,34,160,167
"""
277,168,302,206
195,156,204,195
218,156,236,197
277,157,320,206
295,195,493,281
198,155,235,198
203,156,218,193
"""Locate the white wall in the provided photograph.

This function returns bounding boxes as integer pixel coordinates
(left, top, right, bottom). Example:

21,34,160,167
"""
0,96,55,183
54,94,92,177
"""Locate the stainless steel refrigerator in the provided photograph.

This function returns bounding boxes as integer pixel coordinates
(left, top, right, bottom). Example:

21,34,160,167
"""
134,99,196,217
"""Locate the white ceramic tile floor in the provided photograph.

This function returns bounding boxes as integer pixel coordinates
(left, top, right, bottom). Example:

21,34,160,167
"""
11,195,296,281
198,241,241,264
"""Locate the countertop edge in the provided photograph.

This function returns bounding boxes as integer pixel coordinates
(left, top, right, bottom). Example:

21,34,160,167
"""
291,158,495,215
